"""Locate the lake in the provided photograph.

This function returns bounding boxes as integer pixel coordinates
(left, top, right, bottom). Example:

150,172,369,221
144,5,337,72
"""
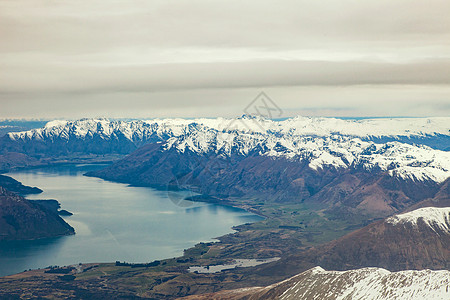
0,164,262,276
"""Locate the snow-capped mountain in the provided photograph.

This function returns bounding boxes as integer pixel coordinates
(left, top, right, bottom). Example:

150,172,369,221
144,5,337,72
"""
7,115,450,143
164,130,450,183
386,207,450,233
4,116,447,216
277,267,450,300
3,116,450,183
194,267,450,300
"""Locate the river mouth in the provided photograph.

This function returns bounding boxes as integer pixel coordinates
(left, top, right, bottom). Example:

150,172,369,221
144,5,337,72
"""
0,164,262,277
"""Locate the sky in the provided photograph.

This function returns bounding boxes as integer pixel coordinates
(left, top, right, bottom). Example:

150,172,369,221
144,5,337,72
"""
1,0,449,119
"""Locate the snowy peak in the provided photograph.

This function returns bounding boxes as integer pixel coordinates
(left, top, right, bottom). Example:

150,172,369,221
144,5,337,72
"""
387,207,450,233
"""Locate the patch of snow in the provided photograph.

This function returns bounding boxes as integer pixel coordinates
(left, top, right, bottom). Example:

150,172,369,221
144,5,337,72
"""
44,120,68,129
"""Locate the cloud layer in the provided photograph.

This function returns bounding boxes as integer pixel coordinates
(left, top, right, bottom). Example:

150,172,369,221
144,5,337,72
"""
1,0,449,118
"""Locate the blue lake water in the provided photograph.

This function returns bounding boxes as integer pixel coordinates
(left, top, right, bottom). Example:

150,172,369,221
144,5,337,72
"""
0,164,262,276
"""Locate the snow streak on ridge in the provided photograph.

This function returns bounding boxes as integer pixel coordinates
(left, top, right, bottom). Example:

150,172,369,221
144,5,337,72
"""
277,266,450,300
386,207,450,233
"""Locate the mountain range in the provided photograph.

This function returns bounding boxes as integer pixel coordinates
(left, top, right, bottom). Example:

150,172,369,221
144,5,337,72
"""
2,116,449,156
2,116,449,218
0,116,448,298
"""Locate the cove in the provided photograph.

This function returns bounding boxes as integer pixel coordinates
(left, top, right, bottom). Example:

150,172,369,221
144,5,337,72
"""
0,164,262,276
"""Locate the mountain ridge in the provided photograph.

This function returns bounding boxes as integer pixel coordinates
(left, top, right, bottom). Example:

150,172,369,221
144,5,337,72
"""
3,116,449,183
184,266,450,300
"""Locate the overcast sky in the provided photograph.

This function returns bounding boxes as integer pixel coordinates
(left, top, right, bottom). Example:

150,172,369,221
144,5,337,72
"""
1,0,449,119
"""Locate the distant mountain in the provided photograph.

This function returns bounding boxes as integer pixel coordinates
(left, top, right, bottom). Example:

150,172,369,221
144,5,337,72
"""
407,178,450,210
2,116,449,157
2,116,449,217
0,187,74,240
188,267,450,300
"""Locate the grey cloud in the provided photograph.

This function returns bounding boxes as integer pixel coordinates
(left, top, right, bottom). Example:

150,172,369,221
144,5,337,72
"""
1,60,449,95
1,85,449,119
0,0,449,119
1,0,449,53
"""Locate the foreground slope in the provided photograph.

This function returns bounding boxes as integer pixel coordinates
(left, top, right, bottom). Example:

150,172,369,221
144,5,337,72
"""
187,267,450,300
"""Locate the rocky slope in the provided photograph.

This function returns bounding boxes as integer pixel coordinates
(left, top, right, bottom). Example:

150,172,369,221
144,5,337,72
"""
186,266,450,300
0,187,74,240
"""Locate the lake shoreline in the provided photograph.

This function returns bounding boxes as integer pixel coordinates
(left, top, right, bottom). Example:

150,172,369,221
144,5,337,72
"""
1,163,264,277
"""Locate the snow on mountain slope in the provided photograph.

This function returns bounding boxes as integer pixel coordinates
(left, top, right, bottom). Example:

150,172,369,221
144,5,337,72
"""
8,116,450,142
165,131,450,183
187,266,450,300
5,116,450,183
156,115,450,138
276,267,450,300
278,116,450,137
386,207,450,233
8,118,182,142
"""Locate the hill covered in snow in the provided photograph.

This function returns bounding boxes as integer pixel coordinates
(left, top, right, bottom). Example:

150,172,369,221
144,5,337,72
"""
3,116,450,183
188,266,450,300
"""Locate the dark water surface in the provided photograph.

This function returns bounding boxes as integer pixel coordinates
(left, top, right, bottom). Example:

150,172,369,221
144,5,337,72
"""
0,164,262,276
